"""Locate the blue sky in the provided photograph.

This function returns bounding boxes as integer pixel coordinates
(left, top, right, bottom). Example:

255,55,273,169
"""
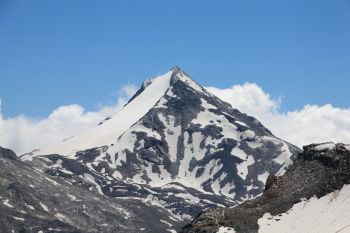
0,0,349,117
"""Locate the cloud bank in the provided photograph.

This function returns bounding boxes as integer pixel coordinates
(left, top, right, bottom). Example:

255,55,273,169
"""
206,83,350,148
0,85,137,155
1,82,350,155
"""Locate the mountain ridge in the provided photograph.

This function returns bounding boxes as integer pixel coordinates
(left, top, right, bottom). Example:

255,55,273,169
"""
17,67,300,231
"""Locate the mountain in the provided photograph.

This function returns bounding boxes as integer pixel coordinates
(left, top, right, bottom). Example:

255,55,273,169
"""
17,67,300,231
183,142,350,233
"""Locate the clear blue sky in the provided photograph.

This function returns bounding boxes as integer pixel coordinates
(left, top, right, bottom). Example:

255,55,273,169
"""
0,0,349,117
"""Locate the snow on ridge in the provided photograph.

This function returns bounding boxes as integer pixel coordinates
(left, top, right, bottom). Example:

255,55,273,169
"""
314,142,336,151
217,226,236,233
258,185,350,233
28,70,175,157
346,144,350,151
313,142,350,152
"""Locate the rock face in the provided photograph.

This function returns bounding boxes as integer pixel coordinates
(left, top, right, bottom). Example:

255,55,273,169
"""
0,147,184,233
182,143,350,233
20,67,299,226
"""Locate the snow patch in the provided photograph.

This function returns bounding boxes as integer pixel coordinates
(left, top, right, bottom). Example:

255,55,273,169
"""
84,173,103,195
258,185,350,233
315,142,336,151
231,146,248,160
217,226,236,233
235,121,248,127
39,202,49,212
258,172,269,184
158,114,181,162
237,155,255,180
3,199,13,208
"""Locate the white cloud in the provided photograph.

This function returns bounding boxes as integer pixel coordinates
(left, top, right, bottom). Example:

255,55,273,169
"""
1,81,349,155
207,83,350,148
0,84,137,155
206,83,281,117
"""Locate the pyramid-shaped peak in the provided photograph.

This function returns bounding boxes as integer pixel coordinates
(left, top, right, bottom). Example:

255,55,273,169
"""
171,65,181,72
170,65,190,78
28,67,209,157
169,67,208,95
171,65,184,74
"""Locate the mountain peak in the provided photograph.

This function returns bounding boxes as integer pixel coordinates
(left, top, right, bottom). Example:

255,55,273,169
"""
171,65,182,74
22,67,300,228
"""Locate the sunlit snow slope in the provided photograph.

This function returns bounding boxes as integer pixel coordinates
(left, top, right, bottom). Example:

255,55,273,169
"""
259,185,350,233
30,70,174,156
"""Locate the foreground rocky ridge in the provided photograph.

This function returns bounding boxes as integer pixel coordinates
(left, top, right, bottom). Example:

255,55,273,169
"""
182,143,350,233
0,147,182,233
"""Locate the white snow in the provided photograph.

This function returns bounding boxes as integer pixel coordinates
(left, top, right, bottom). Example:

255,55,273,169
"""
162,183,186,192
235,121,248,127
237,155,255,180
231,146,248,160
345,144,350,151
192,98,240,142
160,219,173,226
167,229,177,233
39,202,49,212
44,177,59,186
13,217,25,221
55,213,69,223
246,140,263,149
84,173,104,195
258,185,350,233
3,199,13,208
176,192,201,204
315,142,336,151
158,114,181,162
28,70,174,157
258,172,269,184
217,226,236,233
68,194,77,201
25,203,35,210
240,130,255,140
175,70,208,95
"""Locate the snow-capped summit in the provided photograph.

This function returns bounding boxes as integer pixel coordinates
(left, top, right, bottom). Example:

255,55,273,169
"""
22,67,300,225
25,67,209,157
27,69,175,156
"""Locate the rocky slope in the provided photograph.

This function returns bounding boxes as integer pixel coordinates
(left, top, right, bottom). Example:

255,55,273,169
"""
183,142,350,233
20,67,300,224
0,147,184,233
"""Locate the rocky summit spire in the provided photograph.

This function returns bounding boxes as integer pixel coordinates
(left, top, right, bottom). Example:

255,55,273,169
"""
171,65,183,75
169,65,196,86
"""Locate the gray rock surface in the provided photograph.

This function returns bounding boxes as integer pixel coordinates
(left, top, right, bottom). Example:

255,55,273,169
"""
0,147,183,233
